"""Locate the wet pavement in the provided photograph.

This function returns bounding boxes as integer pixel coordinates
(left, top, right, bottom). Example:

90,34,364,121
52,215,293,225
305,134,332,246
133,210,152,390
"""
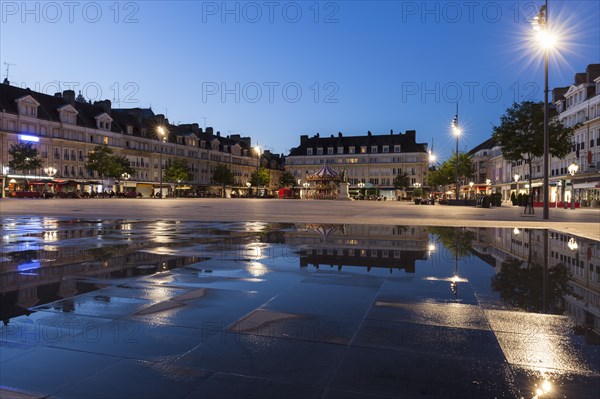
1,218,599,398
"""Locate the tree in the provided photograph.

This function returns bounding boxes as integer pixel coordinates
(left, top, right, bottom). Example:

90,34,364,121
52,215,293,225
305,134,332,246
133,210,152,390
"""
251,167,270,188
108,155,135,180
491,258,573,314
85,144,114,179
8,143,43,174
212,164,234,197
427,153,473,190
165,158,193,196
492,101,575,200
279,171,297,188
393,172,410,190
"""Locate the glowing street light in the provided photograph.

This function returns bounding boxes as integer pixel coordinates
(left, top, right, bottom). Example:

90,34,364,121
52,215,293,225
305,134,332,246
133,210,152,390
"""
121,172,130,193
157,126,168,199
452,113,461,200
514,173,520,194
531,0,558,220
568,162,578,209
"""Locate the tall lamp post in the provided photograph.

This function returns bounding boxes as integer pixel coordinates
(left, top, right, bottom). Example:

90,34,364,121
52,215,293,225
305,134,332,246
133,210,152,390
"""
514,173,520,196
568,162,578,209
121,172,130,194
532,1,553,219
44,166,57,194
157,126,168,199
253,145,261,197
452,113,461,200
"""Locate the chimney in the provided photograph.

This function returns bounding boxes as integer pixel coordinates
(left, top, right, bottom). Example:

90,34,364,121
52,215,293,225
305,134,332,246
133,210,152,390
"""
54,92,62,98
586,63,600,83
405,130,416,142
315,133,320,139
367,130,372,137
93,100,112,115
206,127,214,135
338,132,342,138
300,135,308,146
390,129,393,135
62,90,75,103
216,131,221,137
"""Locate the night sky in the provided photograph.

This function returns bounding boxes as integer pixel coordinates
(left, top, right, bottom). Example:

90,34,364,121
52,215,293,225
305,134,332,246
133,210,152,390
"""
2,1,599,159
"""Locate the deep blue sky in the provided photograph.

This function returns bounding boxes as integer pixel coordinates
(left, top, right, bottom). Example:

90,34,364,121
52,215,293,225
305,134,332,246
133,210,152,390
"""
2,1,599,160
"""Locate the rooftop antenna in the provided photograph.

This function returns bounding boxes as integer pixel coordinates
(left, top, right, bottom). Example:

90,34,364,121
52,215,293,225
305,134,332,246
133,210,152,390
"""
3,62,15,80
202,117,209,129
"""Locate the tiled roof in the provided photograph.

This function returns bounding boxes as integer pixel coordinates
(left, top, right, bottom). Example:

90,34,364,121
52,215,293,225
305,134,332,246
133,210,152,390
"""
288,131,427,156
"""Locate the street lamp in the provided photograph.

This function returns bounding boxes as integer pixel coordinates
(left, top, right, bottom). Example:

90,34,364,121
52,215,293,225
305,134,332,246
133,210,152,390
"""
157,126,168,199
532,1,555,220
568,162,578,209
43,166,57,194
485,178,491,195
357,181,365,199
302,182,309,199
253,145,261,197
514,173,520,195
246,181,251,197
452,114,461,200
468,181,474,199
121,173,130,194
556,180,562,207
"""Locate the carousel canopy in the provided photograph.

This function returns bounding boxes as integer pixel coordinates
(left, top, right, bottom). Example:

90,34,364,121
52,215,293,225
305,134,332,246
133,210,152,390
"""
307,164,340,180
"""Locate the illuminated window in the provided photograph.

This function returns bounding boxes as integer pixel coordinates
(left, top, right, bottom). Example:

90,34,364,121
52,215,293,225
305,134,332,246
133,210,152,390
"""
103,137,109,145
360,146,367,154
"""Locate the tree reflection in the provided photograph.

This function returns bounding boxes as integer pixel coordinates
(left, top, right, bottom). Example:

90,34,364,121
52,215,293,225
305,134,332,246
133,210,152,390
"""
427,226,475,258
491,259,574,314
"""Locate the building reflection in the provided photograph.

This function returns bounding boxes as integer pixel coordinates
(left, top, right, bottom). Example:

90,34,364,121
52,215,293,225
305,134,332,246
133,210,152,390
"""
466,226,600,340
286,224,429,273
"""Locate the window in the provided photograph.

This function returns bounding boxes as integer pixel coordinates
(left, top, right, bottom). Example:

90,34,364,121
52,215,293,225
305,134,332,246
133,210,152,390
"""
103,137,108,145
371,146,378,153
360,146,367,154
327,147,334,155
382,146,389,153
394,145,401,153
307,148,313,156
349,147,355,154
317,147,323,155
337,146,344,154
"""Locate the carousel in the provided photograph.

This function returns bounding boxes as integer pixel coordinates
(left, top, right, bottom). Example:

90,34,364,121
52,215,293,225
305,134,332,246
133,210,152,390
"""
305,164,343,200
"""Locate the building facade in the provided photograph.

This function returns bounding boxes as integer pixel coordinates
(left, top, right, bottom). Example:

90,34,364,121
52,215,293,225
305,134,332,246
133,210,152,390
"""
466,64,600,207
285,130,429,199
0,82,282,198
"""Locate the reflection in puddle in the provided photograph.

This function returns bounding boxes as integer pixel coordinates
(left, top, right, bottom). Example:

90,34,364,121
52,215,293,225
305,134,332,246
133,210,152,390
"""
0,217,598,396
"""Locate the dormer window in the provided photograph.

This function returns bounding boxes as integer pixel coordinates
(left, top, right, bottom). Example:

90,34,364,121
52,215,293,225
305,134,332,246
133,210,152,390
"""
126,126,133,135
317,147,323,155
371,146,378,153
394,145,401,153
16,95,40,118
95,113,113,131
327,147,334,155
57,104,78,125
307,148,313,156
349,147,355,154
337,146,344,154
360,146,367,154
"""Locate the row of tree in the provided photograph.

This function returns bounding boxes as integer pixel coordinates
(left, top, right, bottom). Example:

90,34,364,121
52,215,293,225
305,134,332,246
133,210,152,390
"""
8,142,289,193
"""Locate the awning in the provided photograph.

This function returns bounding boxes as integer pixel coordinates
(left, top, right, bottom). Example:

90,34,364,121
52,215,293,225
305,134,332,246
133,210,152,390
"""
574,182,600,189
